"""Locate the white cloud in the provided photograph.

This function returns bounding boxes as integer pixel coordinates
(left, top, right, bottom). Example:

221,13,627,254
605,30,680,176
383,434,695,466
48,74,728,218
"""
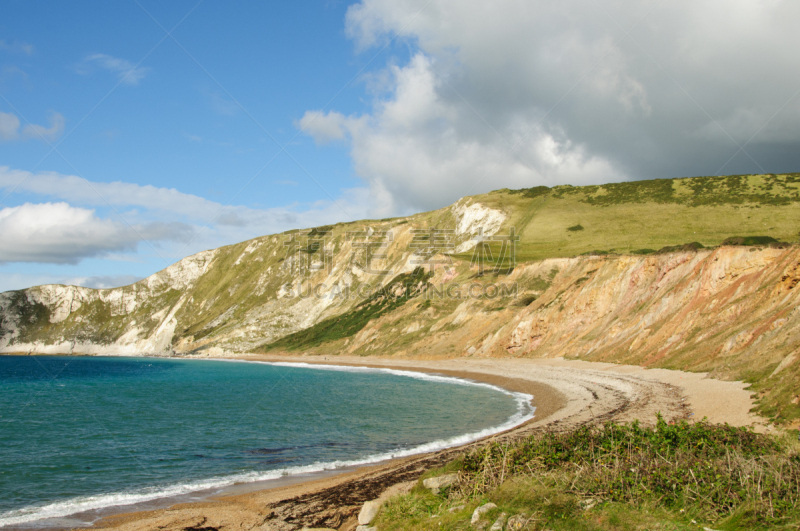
0,166,380,233
301,54,619,214
297,110,349,143
0,166,224,221
81,53,150,85
22,112,65,141
0,39,34,55
0,112,20,140
0,165,382,265
297,0,800,214
0,203,143,264
0,112,64,142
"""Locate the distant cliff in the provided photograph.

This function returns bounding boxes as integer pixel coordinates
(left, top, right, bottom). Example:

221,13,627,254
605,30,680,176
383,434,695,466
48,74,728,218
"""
0,198,508,356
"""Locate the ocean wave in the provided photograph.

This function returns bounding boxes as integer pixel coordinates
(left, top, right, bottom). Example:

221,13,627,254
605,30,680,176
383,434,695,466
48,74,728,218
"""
0,361,535,528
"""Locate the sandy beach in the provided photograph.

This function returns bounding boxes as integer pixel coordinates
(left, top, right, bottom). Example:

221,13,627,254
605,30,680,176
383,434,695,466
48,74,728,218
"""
61,354,763,531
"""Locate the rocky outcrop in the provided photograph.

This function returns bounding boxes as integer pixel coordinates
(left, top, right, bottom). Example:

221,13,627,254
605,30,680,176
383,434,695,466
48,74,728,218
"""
493,247,800,377
422,473,459,494
472,502,497,525
452,199,507,253
357,500,381,526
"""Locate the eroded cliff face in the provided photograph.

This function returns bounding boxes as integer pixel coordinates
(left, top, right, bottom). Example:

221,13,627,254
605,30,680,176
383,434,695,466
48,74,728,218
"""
546,249,795,374
309,246,799,426
316,246,797,365
499,247,799,368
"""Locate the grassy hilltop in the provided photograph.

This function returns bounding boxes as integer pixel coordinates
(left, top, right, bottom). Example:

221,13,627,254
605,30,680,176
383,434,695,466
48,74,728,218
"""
466,173,800,261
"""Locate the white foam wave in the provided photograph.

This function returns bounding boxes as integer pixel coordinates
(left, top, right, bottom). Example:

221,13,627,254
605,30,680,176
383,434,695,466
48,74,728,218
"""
0,360,535,528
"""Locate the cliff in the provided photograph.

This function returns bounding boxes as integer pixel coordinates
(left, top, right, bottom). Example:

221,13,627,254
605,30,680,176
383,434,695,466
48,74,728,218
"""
2,173,799,425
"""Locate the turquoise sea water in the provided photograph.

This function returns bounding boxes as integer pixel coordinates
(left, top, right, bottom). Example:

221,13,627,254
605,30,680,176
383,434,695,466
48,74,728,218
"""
0,356,534,528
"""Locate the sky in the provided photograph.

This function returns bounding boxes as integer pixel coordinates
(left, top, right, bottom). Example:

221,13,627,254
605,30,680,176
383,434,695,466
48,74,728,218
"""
1,0,800,292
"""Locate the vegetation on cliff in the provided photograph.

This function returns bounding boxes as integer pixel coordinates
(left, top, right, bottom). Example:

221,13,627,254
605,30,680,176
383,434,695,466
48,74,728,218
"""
482,172,800,263
376,418,800,530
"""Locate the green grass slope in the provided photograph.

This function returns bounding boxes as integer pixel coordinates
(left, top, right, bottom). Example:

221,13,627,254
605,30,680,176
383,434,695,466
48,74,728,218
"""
470,173,800,263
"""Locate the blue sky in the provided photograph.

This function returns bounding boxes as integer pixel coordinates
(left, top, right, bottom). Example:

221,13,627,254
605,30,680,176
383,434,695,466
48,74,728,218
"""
0,2,388,290
2,0,800,291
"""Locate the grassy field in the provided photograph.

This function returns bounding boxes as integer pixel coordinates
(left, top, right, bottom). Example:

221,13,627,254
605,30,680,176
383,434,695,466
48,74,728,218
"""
374,419,800,531
457,173,800,263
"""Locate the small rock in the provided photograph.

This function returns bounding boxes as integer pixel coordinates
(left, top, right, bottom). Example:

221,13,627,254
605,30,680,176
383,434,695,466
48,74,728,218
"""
355,526,377,531
358,500,382,525
506,514,528,530
489,512,507,530
471,502,497,525
448,504,466,513
422,473,459,494
579,498,597,511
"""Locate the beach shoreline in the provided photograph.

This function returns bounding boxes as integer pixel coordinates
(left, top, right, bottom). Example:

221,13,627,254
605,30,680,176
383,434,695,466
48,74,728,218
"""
5,353,764,531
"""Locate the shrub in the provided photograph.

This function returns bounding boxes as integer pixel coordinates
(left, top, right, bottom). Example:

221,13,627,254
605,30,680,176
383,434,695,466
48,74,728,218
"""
656,242,705,254
459,417,799,525
722,236,779,246
508,185,550,198
512,295,537,307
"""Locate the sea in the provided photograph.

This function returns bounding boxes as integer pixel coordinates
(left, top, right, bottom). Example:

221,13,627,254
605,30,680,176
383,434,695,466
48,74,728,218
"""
0,355,534,528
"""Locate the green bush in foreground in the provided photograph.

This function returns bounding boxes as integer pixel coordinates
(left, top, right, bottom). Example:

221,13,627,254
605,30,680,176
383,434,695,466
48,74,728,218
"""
376,418,800,530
